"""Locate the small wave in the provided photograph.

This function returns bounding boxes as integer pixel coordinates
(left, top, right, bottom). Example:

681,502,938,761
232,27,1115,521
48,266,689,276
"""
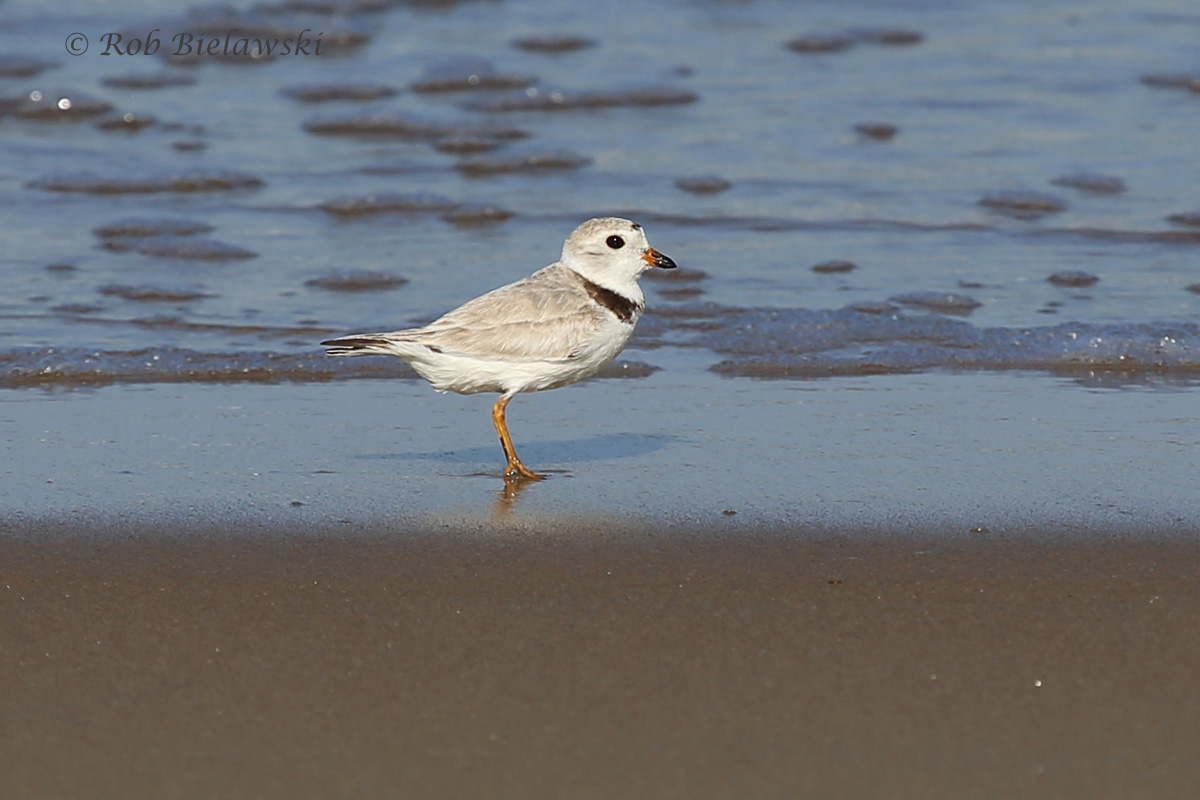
854,122,898,140
0,348,658,388
811,259,857,274
511,35,596,53
100,235,257,261
410,58,534,93
443,205,515,226
101,72,197,90
785,27,923,54
0,348,405,388
1050,173,1127,195
304,113,529,142
889,291,981,314
318,192,461,217
694,306,1200,381
433,136,503,155
1047,271,1100,288
462,86,698,113
978,190,1068,220
305,271,409,292
675,176,732,195
456,152,591,177
94,112,157,132
28,171,264,195
1140,73,1200,92
1167,211,1200,229
98,285,215,302
93,218,215,239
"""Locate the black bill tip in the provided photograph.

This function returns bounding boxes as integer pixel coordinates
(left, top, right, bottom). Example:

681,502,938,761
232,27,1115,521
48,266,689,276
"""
642,247,676,269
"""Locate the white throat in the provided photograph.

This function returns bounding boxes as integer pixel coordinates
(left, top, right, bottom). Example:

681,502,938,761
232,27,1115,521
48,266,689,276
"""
563,258,646,306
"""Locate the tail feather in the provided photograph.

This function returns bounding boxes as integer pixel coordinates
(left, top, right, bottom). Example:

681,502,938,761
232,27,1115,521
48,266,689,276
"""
321,335,399,357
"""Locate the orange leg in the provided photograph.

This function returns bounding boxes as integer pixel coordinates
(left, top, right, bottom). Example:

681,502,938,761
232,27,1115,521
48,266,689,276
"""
492,394,545,481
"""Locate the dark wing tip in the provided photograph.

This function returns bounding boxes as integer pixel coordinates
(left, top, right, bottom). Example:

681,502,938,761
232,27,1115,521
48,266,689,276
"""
321,336,390,348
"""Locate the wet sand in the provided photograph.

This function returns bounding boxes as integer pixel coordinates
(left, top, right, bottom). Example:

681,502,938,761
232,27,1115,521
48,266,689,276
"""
4,521,1198,799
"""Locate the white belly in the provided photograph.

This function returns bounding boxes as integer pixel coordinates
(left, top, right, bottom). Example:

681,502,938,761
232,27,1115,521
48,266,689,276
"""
409,318,634,396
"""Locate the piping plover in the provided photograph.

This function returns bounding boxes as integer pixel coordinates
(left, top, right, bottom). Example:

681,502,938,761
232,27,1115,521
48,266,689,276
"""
322,217,676,480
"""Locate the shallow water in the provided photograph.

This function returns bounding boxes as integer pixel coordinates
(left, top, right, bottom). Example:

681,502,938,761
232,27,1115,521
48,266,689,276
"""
2,0,1199,525
4,372,1199,532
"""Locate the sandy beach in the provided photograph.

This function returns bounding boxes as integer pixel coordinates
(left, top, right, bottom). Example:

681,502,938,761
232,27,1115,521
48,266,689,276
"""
4,520,1198,799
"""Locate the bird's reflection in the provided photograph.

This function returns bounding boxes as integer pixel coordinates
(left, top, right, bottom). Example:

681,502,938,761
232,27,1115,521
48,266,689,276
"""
493,472,544,516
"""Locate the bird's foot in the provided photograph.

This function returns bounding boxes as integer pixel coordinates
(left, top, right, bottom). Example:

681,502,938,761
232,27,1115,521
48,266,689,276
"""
504,461,546,481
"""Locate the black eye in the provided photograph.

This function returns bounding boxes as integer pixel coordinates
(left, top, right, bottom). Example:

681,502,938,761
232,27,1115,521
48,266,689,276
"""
606,235,625,249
